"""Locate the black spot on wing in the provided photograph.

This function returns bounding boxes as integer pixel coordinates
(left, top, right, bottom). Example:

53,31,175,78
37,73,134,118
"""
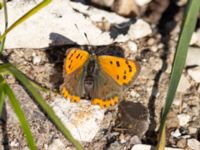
117,75,119,80
116,61,120,67
68,50,76,60
123,75,127,80
76,53,80,59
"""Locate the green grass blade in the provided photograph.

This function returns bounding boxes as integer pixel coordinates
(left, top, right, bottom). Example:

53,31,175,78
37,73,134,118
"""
0,0,8,53
157,0,200,149
0,75,6,116
159,0,200,131
0,0,3,9
0,0,52,43
0,63,83,150
156,124,166,150
3,82,37,150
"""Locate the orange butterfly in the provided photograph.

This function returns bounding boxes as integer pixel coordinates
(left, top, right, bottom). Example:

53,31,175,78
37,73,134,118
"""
60,48,140,108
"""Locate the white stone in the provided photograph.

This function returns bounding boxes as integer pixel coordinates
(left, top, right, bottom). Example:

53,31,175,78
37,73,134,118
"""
131,144,183,150
128,41,137,53
177,75,190,92
135,0,152,6
70,1,128,24
91,0,115,7
198,86,200,93
188,66,200,83
171,129,181,138
190,29,200,47
32,55,42,65
187,139,200,150
130,90,140,98
188,127,197,134
128,19,152,40
51,97,105,142
48,139,65,150
173,98,182,106
177,114,191,126
186,47,200,66
0,0,151,48
10,140,19,147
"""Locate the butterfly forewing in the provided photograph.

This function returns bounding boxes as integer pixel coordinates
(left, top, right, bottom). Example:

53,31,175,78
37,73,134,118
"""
98,55,139,86
65,48,89,74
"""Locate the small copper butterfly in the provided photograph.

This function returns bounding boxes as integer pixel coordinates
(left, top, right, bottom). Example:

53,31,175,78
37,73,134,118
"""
60,47,140,108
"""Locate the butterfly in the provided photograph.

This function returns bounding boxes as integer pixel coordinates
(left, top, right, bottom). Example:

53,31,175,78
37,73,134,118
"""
60,47,140,108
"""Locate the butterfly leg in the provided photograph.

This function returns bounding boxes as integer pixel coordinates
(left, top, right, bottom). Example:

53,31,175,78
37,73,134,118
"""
61,86,80,103
91,96,119,108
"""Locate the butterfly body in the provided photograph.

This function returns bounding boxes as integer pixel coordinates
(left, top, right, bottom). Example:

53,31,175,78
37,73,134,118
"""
61,48,140,108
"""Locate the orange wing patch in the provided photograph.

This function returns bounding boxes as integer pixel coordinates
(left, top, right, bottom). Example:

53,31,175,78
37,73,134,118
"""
92,96,119,108
65,48,89,74
61,86,80,103
98,55,139,86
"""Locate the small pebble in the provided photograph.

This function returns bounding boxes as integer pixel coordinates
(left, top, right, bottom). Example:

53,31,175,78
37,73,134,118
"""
128,41,137,53
188,66,200,83
33,55,42,65
176,138,187,149
171,129,181,138
177,114,191,126
48,139,65,150
187,138,200,150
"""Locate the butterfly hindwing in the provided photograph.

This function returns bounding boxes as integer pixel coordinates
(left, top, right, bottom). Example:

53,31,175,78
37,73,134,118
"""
98,55,140,86
92,69,122,99
91,69,122,108
62,67,85,97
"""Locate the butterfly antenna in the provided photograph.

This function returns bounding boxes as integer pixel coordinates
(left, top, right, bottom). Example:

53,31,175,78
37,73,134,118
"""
74,24,93,53
83,32,91,46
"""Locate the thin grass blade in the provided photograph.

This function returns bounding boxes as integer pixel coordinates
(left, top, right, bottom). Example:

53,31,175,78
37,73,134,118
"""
0,63,83,150
156,124,166,150
159,0,200,131
0,0,3,9
3,82,37,150
0,0,52,43
157,0,200,149
0,75,6,116
0,0,8,53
